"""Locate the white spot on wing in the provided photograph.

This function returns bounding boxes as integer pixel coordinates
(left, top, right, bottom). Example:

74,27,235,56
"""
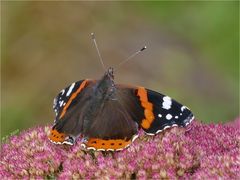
132,135,139,142
66,83,75,96
156,129,163,134
107,149,114,151
189,116,194,124
146,132,155,136
158,114,162,118
125,144,130,148
80,143,86,148
59,101,64,107
63,141,73,145
97,149,106,151
166,114,172,120
175,116,179,119
162,96,172,110
61,89,65,95
163,96,171,101
49,139,62,145
53,98,57,108
87,147,96,150
163,125,171,130
184,116,194,126
116,148,123,151
181,106,186,112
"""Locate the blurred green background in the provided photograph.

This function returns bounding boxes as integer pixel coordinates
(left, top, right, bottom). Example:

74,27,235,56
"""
1,1,239,137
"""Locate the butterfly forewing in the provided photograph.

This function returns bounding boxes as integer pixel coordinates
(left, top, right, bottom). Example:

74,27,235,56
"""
136,87,194,135
49,79,90,144
53,80,88,120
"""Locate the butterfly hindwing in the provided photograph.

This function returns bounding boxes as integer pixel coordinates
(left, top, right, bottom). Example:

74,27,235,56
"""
135,87,194,135
80,86,143,150
83,87,140,137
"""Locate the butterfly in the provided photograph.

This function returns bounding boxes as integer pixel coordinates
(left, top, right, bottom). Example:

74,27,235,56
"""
48,67,194,151
48,34,194,151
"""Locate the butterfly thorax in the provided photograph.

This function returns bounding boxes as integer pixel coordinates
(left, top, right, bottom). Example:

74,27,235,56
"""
94,67,116,101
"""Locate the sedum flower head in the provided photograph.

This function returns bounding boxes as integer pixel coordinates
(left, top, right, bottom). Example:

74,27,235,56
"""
1,119,240,179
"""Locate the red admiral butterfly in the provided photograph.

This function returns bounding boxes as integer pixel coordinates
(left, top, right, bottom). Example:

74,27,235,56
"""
48,34,194,151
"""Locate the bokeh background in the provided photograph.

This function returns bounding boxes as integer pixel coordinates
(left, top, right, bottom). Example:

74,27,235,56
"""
1,1,239,138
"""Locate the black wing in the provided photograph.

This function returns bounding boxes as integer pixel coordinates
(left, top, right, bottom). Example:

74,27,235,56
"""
135,87,194,135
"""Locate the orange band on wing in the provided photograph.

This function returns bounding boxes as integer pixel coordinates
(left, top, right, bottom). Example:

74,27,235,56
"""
137,87,155,129
86,138,131,150
59,80,88,119
49,129,66,143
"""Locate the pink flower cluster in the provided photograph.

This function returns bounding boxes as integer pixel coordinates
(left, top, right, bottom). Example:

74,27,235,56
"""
1,119,239,179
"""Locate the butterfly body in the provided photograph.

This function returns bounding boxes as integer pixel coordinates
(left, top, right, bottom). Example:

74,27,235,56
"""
49,67,194,151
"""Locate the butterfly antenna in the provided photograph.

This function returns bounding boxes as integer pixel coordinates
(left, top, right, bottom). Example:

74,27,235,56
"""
91,33,106,71
115,46,147,70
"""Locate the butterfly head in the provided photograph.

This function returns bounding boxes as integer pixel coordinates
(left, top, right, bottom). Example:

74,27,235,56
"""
102,67,115,88
105,67,114,80
94,67,116,99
